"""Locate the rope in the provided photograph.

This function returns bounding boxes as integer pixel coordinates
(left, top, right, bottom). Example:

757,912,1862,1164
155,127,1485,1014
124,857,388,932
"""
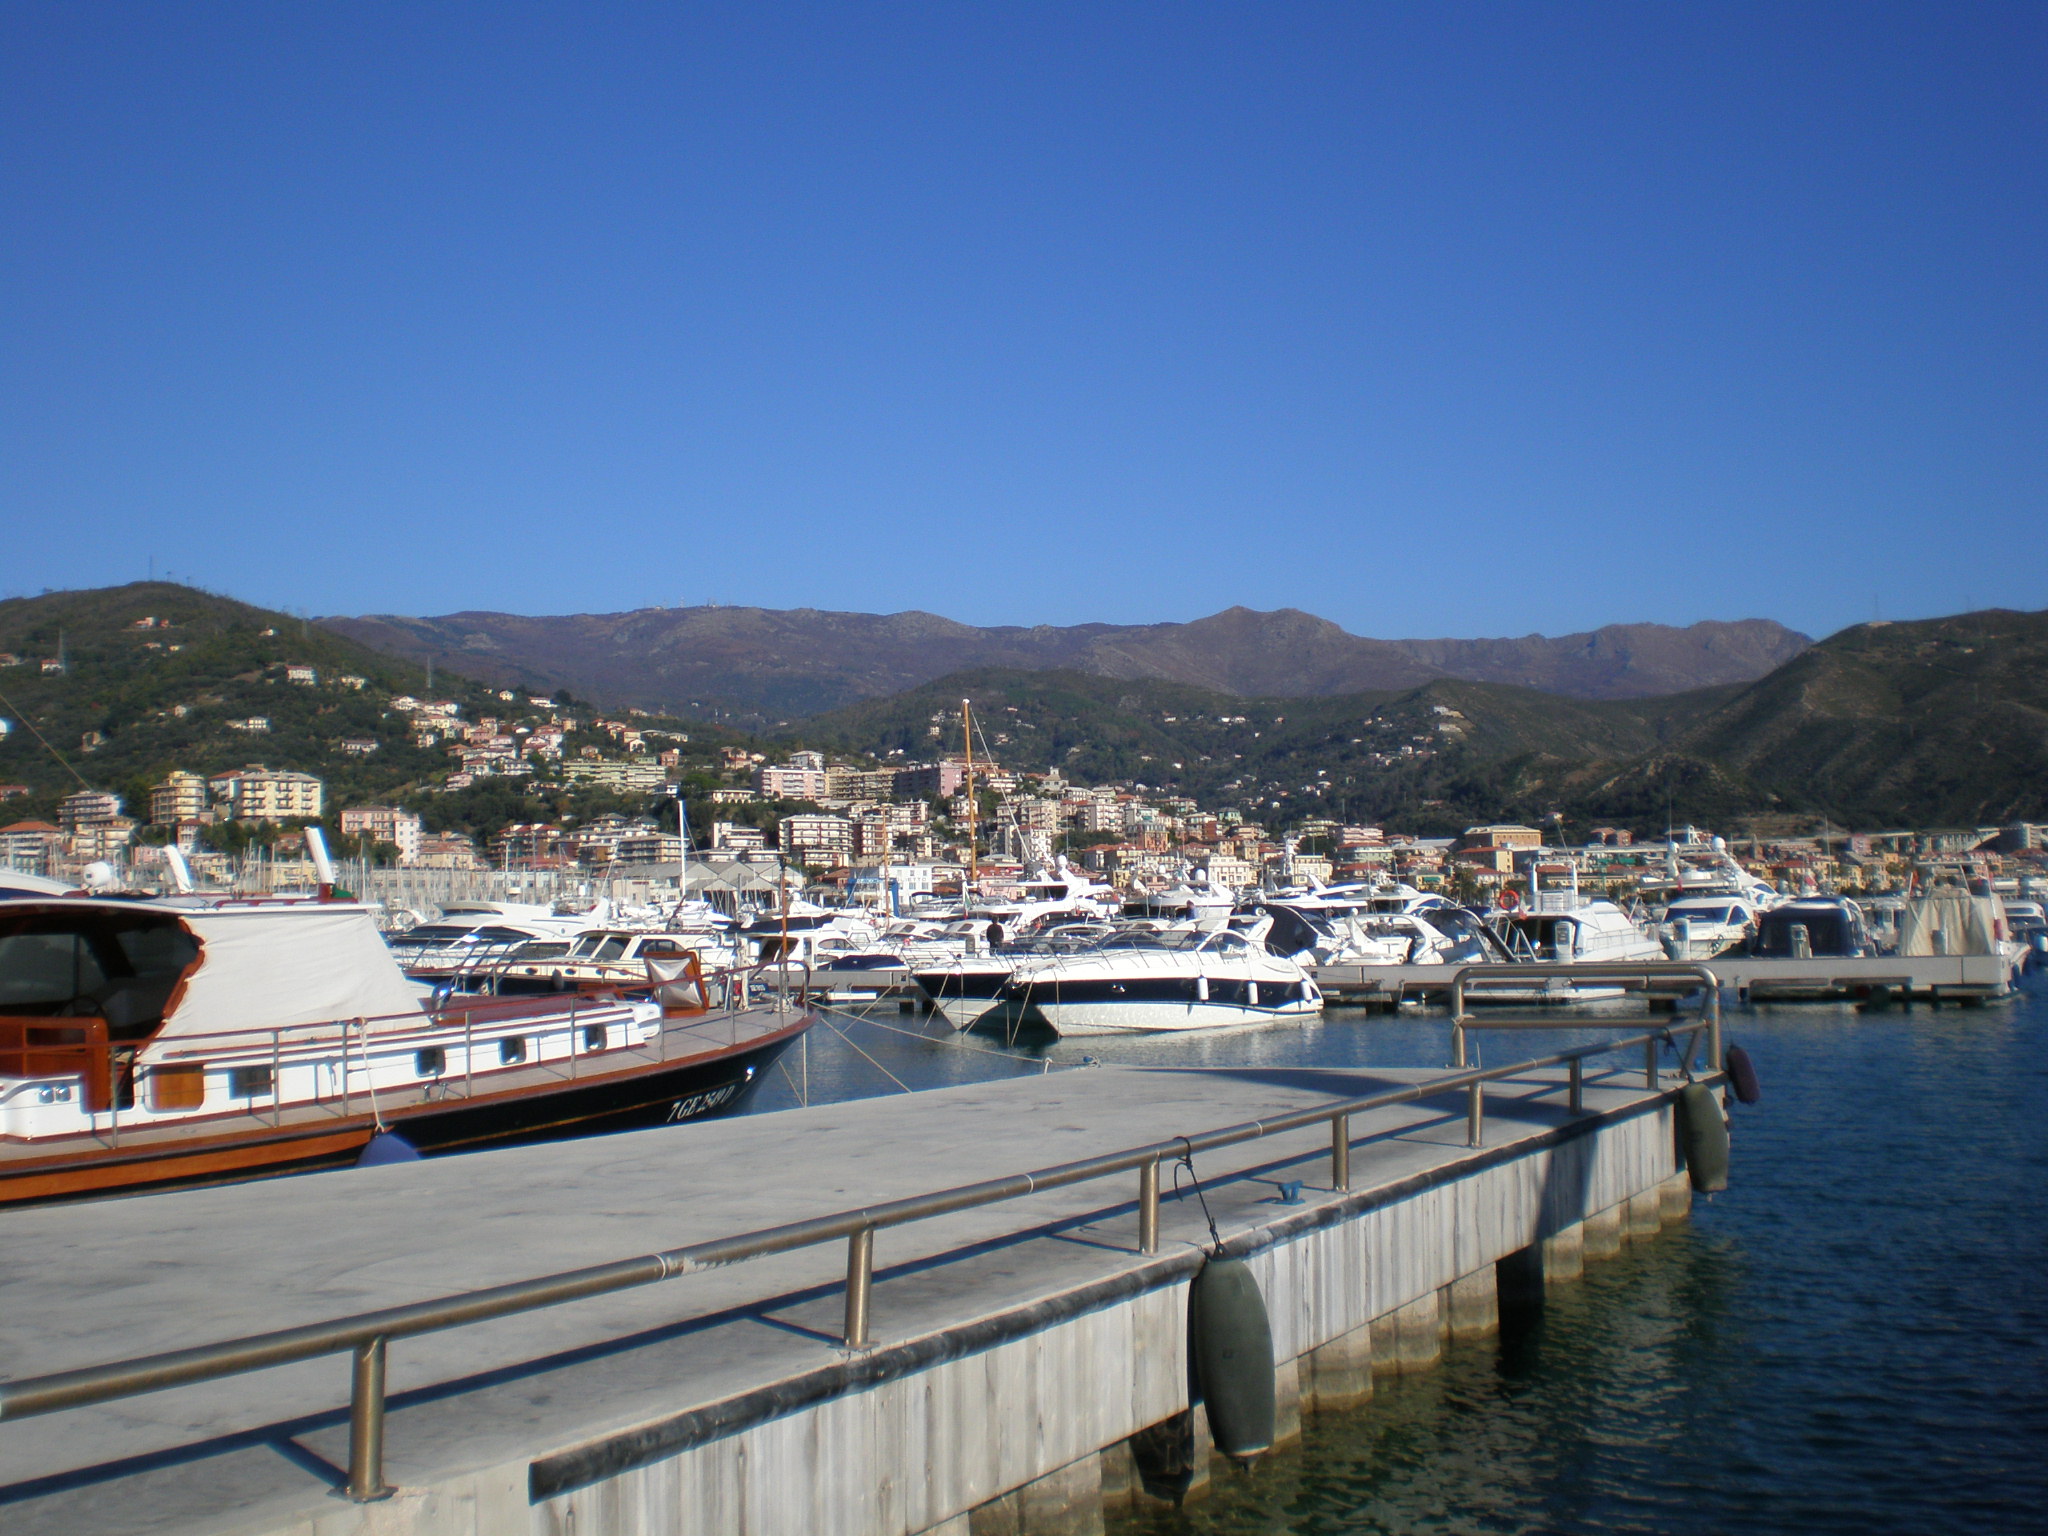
815,1012,915,1095
1169,1136,1224,1255
831,1006,1056,1069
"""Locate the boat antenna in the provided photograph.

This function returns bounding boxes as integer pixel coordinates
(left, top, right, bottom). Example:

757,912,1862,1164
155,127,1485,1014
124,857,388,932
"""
962,698,977,899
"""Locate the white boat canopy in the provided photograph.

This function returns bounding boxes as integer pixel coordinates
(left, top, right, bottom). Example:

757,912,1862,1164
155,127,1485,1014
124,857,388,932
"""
148,902,427,1051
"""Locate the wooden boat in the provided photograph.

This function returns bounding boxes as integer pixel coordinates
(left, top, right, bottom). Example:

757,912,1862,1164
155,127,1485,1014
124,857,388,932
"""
0,895,811,1206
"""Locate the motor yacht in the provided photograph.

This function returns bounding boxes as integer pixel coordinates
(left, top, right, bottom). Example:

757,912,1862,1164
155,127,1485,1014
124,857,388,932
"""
0,894,810,1205
1658,895,1761,960
986,926,1321,1037
1489,861,1666,964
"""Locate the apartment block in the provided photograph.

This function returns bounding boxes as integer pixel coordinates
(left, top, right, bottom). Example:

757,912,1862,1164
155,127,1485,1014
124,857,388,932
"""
756,765,828,800
207,766,325,823
149,771,209,826
339,805,425,864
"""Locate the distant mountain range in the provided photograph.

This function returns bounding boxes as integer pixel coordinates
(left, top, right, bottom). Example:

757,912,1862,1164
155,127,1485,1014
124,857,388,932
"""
796,608,2048,833
320,604,1812,720
6,585,2038,835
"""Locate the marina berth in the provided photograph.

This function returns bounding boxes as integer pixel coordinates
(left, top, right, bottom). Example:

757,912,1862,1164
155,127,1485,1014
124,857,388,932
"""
0,895,810,1205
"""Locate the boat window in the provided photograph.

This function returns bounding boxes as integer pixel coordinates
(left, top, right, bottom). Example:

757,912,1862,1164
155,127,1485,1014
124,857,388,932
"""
416,1047,445,1076
229,1065,273,1097
1201,931,1248,952
509,941,569,960
0,931,109,1010
639,938,685,956
0,908,200,1037
591,936,631,961
473,927,534,944
499,1036,528,1065
1097,930,1205,952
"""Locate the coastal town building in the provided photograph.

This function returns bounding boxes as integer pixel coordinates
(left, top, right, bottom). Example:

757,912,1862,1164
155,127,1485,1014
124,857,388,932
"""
338,805,424,864
148,771,210,826
207,767,325,823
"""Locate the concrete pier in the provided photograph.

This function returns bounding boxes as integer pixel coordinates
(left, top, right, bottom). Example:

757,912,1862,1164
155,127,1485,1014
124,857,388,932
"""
0,1060,1702,1536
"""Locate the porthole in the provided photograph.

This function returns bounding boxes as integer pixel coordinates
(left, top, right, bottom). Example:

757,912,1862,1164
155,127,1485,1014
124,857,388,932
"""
416,1047,446,1077
499,1036,528,1065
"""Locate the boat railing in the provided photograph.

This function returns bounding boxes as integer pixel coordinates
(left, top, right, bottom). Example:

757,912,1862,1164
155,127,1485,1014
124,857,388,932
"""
0,1015,1722,1501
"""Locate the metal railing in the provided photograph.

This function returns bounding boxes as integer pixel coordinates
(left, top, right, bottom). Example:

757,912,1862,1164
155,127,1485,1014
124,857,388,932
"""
1448,961,1722,1072
0,1022,1716,1503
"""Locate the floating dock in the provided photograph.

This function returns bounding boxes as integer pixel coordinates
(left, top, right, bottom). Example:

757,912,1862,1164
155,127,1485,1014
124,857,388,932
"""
0,1052,1710,1536
1314,951,2017,1007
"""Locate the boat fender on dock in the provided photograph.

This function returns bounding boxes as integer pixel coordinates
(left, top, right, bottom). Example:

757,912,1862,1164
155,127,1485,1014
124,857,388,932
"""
1678,1082,1730,1193
357,1131,421,1167
1189,1254,1276,1465
1724,1044,1761,1105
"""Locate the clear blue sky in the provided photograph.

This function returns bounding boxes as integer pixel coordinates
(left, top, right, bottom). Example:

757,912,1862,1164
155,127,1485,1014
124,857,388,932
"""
4,3,2042,641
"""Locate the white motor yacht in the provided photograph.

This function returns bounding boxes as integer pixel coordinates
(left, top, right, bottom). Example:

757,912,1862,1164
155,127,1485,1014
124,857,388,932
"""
1490,862,1666,964
1658,895,1760,960
987,926,1321,1037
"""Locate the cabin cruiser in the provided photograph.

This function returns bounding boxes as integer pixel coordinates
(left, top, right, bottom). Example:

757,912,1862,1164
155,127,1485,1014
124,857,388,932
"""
1748,896,1870,958
384,915,593,989
1252,900,1500,967
985,925,1320,1036
909,919,1118,1029
491,925,742,998
1489,862,1666,964
1121,877,1236,930
1658,895,1761,960
0,894,810,1205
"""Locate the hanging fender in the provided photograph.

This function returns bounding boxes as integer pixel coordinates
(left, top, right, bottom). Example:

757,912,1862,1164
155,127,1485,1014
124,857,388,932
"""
1189,1254,1276,1465
1677,1081,1730,1193
1724,1044,1761,1105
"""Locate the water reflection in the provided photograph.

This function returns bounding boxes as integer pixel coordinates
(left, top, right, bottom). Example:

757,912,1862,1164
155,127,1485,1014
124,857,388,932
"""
748,983,2048,1534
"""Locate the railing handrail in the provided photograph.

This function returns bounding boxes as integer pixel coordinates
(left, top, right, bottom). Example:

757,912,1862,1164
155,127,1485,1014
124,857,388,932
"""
0,1019,1712,1445
1447,961,1721,1070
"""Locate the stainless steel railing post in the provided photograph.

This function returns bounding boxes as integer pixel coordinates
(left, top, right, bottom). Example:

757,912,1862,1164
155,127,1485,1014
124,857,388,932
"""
843,1227,874,1348
1138,1157,1160,1254
346,1336,393,1502
1331,1114,1350,1191
1466,1080,1483,1147
1451,1017,1467,1068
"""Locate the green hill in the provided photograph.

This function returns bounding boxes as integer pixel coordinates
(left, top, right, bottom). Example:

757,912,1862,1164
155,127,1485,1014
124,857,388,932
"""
0,583,504,826
1659,608,2048,827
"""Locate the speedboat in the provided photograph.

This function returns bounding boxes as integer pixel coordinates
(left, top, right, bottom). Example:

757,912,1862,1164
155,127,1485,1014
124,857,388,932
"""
909,920,1116,1030
0,894,811,1205
987,926,1321,1037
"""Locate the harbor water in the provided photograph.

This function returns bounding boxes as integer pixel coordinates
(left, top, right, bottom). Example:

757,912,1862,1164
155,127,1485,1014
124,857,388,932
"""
746,983,2048,1534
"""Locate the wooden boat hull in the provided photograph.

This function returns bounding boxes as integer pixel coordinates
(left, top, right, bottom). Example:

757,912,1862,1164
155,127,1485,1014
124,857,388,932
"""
0,1018,806,1208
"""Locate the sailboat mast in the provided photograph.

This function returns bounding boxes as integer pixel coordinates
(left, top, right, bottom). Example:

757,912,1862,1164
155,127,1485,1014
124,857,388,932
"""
962,698,977,897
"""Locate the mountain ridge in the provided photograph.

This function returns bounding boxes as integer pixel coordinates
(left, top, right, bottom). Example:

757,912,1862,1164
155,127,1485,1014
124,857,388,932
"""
320,603,1810,721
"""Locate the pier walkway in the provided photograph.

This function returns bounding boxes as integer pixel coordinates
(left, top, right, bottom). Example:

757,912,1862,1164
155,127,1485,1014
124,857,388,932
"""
0,1056,1701,1536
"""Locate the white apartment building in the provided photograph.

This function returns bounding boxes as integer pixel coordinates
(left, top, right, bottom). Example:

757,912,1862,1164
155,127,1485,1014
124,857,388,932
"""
778,813,854,869
207,767,325,823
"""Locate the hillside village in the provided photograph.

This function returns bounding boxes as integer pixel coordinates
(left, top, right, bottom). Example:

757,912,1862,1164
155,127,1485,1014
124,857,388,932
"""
3,583,2046,905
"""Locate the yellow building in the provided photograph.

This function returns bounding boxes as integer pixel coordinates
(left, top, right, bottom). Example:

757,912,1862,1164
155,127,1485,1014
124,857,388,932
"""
207,766,325,823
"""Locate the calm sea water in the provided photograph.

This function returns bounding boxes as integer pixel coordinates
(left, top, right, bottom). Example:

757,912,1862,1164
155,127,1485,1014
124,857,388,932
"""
744,980,2048,1535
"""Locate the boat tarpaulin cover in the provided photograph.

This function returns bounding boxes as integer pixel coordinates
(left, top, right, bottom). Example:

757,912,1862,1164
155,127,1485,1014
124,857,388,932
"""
146,905,426,1050
1897,894,2001,956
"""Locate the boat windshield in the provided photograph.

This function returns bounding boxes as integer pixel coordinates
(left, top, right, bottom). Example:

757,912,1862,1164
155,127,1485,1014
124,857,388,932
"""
1670,906,1736,925
390,924,476,948
0,907,200,1038
1094,930,1206,952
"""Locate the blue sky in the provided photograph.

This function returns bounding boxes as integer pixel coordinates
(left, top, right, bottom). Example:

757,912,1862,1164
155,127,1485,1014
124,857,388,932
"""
4,3,2042,640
